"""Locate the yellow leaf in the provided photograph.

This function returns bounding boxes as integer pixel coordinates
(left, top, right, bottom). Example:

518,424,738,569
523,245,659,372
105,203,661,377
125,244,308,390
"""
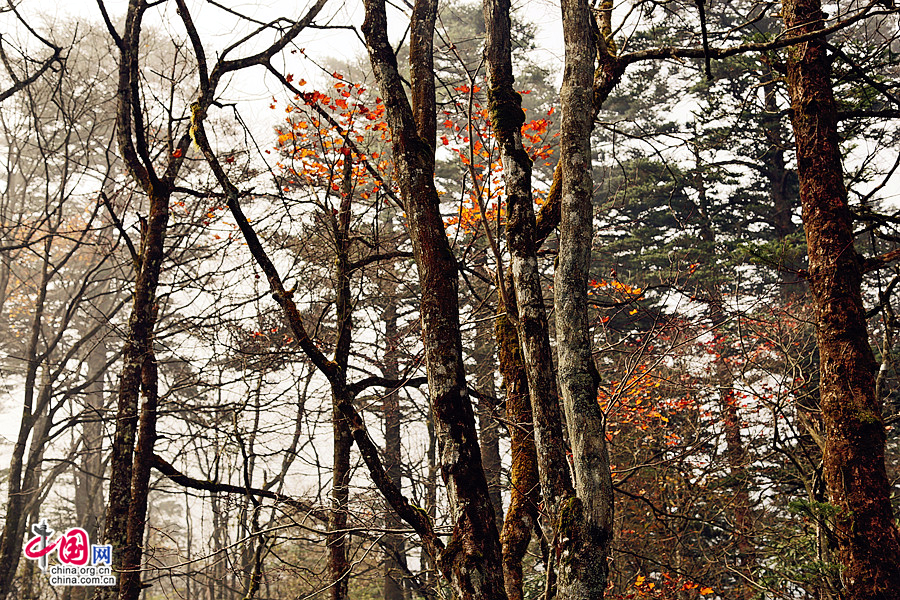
635,575,645,587
700,587,714,595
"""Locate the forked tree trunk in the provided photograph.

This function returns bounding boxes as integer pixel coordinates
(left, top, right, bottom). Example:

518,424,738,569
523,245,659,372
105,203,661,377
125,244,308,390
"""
97,4,173,599
361,1,507,597
481,1,575,597
101,186,168,600
782,0,900,596
484,0,615,596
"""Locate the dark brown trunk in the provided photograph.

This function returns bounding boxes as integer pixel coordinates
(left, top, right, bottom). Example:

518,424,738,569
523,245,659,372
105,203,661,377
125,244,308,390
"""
382,299,406,600
98,2,172,598
362,1,507,597
329,404,352,600
329,152,355,600
783,0,900,596
103,185,168,600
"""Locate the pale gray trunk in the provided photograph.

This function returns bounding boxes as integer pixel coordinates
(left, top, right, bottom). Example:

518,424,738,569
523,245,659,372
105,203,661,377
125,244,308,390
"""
554,0,614,597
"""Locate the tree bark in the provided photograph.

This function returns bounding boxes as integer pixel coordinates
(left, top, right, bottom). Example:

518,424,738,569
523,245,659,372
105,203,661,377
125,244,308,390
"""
0,239,52,600
495,308,541,600
554,0,614,596
329,150,355,600
474,314,504,531
362,1,507,597
382,298,407,600
97,4,173,598
782,0,900,596
481,1,575,597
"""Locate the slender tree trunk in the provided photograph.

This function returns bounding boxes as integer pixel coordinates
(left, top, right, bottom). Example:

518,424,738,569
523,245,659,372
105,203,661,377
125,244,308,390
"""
362,1,507,597
329,152,355,600
495,308,541,600
0,239,53,600
329,404,352,600
482,1,574,596
760,65,803,293
782,0,900,596
382,299,407,600
474,314,504,530
71,332,110,600
692,152,757,594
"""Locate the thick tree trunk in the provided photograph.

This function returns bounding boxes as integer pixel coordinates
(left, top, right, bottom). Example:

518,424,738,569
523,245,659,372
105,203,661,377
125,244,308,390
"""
782,0,900,596
362,1,507,597
554,0,614,597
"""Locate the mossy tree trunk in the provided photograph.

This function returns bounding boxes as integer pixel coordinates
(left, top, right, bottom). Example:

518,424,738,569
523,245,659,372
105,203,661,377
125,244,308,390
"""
782,0,900,596
554,0,614,596
495,307,541,600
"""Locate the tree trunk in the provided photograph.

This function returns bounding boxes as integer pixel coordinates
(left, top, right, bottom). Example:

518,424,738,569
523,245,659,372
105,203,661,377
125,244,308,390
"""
382,299,407,600
329,151,355,600
554,0,614,596
495,309,541,600
329,405,352,600
71,331,110,600
99,184,168,600
474,314,504,531
0,239,53,600
98,3,173,598
361,1,507,597
481,1,575,596
782,0,900,596
760,65,803,293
